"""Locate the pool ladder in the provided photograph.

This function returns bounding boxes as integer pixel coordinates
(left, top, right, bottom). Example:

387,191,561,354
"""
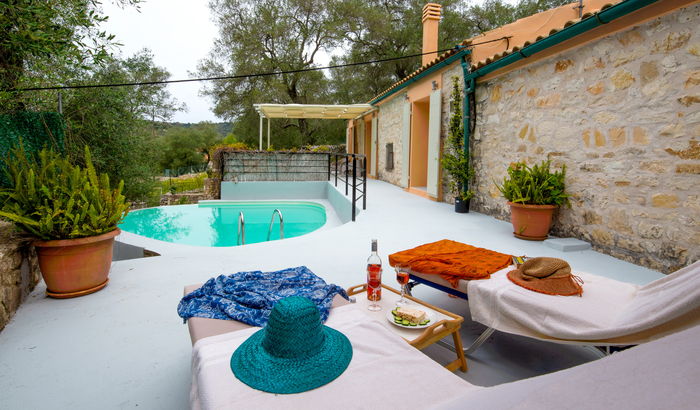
267,209,284,241
237,211,245,245
236,209,284,246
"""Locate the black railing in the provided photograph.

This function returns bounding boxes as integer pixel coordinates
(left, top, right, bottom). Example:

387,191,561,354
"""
219,151,367,222
330,153,367,222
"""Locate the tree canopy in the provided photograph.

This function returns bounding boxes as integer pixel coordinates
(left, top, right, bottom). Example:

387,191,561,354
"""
200,0,571,145
0,1,185,201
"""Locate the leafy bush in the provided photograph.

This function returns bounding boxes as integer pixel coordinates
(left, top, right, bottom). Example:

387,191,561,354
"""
0,146,130,240
441,78,475,201
496,160,569,206
159,173,206,194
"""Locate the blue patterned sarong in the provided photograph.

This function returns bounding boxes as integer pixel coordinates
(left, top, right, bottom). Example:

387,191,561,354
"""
177,266,348,326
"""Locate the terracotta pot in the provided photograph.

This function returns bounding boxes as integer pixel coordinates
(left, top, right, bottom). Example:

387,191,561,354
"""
34,228,120,298
508,202,557,241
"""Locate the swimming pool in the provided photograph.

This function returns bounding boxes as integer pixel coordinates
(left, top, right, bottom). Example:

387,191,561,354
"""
119,201,327,247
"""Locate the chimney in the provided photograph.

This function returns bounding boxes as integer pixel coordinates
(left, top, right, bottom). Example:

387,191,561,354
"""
421,3,442,66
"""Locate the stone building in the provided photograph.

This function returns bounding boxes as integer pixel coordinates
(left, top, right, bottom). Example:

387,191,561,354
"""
346,0,699,273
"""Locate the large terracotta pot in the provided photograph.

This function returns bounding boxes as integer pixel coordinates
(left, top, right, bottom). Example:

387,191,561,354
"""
508,202,557,241
34,228,120,298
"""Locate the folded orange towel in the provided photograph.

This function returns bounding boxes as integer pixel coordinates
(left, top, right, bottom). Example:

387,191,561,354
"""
388,240,513,287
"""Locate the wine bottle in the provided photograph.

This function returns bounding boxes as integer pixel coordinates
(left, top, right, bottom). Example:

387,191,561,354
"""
366,239,382,300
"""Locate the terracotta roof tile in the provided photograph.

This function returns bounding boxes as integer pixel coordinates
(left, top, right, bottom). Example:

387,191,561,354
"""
370,0,623,104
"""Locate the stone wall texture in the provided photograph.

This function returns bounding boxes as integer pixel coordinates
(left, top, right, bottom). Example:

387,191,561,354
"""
376,92,406,186
469,4,700,273
0,222,40,331
222,152,329,182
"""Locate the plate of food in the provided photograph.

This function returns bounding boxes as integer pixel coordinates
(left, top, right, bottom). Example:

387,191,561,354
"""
386,306,434,329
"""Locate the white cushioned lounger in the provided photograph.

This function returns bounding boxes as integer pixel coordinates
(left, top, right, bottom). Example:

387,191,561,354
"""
467,260,700,345
188,302,700,409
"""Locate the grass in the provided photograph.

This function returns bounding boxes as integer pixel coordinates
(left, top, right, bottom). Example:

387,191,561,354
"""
158,173,206,194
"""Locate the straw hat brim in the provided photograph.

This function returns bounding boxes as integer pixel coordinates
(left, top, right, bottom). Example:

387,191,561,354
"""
507,269,583,296
230,325,353,394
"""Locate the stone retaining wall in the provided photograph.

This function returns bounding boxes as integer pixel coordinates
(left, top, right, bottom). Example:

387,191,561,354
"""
159,192,208,206
222,152,329,182
470,5,699,273
0,222,40,331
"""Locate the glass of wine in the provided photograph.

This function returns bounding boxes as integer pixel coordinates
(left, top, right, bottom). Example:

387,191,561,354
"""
367,282,382,312
395,264,410,307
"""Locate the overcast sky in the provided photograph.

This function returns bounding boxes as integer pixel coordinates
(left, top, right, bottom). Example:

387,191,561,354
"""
100,0,506,124
101,0,219,123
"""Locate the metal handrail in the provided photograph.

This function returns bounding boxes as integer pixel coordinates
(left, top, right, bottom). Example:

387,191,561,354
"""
267,209,284,241
237,211,245,245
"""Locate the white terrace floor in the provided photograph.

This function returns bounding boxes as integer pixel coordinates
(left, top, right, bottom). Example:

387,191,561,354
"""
0,179,663,409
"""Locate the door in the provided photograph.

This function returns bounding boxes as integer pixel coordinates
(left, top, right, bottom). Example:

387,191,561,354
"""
426,89,442,197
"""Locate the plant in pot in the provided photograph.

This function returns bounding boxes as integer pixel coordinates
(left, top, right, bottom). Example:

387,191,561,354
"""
0,146,130,298
441,77,475,213
495,160,569,240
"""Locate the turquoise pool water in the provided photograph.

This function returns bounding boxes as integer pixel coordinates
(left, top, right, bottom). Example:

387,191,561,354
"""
119,201,327,247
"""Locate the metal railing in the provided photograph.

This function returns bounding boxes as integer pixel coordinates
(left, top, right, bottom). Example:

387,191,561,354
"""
220,151,367,222
267,209,284,240
330,153,367,222
237,211,245,245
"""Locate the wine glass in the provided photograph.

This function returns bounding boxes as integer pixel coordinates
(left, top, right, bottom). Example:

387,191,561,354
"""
367,285,381,311
395,264,410,307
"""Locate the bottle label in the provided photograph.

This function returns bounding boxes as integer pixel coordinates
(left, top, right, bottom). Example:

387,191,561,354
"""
367,264,382,300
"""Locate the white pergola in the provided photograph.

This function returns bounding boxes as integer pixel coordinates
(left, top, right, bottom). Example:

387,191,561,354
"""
253,103,374,150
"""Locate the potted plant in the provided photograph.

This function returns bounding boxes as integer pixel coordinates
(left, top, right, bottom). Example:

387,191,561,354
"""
441,77,475,213
495,160,569,240
0,146,130,298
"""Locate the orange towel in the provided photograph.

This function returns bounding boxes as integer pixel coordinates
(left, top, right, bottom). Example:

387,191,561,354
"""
388,240,513,287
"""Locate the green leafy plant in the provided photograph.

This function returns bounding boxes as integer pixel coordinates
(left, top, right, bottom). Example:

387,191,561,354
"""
159,173,206,194
0,146,130,240
496,160,569,206
441,77,475,201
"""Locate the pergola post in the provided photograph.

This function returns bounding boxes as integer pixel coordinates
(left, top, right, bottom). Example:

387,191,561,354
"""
259,114,263,150
267,117,271,149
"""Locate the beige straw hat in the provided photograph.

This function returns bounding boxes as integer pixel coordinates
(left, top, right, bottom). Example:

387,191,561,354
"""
507,257,583,296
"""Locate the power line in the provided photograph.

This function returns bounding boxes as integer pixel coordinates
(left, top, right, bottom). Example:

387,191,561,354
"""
5,37,511,93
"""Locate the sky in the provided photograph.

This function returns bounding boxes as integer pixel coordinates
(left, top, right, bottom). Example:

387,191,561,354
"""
101,0,219,123
100,0,511,124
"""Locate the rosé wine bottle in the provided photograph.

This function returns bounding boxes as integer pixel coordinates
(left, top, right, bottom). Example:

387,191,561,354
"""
366,239,382,301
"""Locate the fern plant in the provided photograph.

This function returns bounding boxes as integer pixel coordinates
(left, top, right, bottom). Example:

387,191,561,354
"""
0,146,130,240
496,160,569,206
441,77,475,201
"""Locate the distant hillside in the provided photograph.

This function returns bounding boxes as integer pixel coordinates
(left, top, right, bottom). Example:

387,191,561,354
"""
166,122,233,136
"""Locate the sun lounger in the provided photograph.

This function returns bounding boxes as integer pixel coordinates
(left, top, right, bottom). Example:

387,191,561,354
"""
468,260,700,345
187,297,700,409
405,259,700,351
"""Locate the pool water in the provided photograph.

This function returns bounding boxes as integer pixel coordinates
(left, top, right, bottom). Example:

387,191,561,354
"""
119,201,327,247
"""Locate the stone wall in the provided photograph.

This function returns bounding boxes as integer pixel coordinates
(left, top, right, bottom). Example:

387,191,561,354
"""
376,92,406,186
0,222,41,331
222,152,329,182
204,177,221,200
469,4,699,273
159,192,209,206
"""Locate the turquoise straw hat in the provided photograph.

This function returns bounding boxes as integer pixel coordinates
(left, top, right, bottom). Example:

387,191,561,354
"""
230,296,353,394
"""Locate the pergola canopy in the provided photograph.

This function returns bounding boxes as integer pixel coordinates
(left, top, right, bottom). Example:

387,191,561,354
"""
254,103,374,119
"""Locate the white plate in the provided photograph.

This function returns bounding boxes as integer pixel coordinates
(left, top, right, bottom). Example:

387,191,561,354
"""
386,306,435,329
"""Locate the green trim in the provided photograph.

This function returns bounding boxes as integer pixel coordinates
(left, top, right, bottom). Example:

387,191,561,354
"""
370,49,471,105
466,0,660,81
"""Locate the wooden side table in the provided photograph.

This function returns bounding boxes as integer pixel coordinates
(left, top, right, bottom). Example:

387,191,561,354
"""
347,283,468,372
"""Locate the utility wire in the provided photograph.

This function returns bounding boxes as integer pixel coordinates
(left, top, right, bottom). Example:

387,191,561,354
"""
6,37,511,93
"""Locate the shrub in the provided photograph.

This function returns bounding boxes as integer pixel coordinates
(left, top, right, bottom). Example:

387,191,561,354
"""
0,146,130,240
441,77,474,201
496,160,569,206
